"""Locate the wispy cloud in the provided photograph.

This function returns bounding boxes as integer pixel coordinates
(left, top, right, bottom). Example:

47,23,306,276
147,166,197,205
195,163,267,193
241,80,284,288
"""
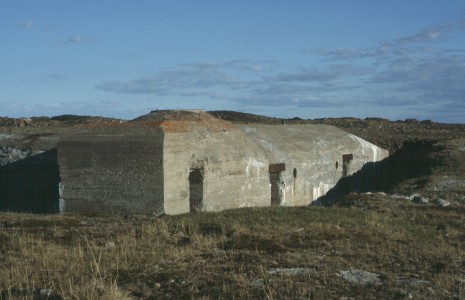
394,28,443,45
19,20,59,31
95,60,273,94
393,21,464,46
94,15,465,122
301,46,435,61
96,60,365,105
96,68,237,94
234,90,345,108
96,58,360,111
366,55,465,111
366,95,423,107
304,17,465,61
56,35,88,45
275,65,369,82
296,15,465,120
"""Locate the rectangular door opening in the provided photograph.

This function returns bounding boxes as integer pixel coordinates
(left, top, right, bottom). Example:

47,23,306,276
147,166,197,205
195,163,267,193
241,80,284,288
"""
189,168,204,212
342,154,353,177
269,163,286,206
270,172,284,205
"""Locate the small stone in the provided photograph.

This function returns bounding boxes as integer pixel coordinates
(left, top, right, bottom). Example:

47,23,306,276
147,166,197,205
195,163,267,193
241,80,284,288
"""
411,195,428,204
154,283,161,289
391,194,409,200
338,269,383,286
39,288,52,296
432,198,450,207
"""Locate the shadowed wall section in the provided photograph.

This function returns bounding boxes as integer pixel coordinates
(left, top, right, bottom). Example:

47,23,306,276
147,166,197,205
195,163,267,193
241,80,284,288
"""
316,140,443,205
0,149,60,213
58,130,164,214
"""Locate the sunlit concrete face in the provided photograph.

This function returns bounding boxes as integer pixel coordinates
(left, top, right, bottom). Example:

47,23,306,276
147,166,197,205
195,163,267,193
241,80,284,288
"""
237,124,389,207
57,110,389,215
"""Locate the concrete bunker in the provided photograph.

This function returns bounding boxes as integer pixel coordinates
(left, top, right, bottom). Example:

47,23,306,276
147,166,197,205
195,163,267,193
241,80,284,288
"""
56,110,390,215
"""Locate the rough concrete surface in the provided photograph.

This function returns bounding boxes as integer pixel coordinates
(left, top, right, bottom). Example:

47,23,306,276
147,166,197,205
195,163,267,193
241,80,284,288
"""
56,110,388,214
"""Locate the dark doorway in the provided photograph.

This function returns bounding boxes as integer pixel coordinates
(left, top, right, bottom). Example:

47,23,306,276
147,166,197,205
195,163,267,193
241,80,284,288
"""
342,154,353,178
343,163,349,177
189,168,204,212
270,172,284,205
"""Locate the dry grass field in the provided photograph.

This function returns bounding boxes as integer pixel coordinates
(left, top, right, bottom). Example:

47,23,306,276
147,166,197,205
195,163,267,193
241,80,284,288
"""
1,197,465,299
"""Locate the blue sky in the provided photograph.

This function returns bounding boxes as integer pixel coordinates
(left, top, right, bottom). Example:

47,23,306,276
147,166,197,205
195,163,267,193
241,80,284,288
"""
1,1,464,123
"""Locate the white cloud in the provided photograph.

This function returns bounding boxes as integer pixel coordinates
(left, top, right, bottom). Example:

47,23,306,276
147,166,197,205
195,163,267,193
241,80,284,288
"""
394,27,446,45
56,35,87,45
19,20,59,31
71,35,82,43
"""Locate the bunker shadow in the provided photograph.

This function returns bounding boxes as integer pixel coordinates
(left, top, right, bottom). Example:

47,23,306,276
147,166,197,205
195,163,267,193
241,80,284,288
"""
317,140,444,205
0,149,60,213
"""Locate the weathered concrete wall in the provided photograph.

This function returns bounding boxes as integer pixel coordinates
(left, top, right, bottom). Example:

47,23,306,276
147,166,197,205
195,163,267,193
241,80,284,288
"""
58,131,164,214
163,121,388,214
56,111,389,215
163,129,271,214
238,124,389,206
